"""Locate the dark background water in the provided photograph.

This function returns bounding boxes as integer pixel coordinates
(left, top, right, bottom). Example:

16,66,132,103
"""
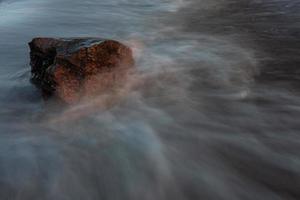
0,0,299,199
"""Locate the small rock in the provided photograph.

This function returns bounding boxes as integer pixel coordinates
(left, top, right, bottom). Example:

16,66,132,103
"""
29,37,134,104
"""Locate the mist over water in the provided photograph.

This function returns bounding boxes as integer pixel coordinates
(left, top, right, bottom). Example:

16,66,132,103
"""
0,0,300,199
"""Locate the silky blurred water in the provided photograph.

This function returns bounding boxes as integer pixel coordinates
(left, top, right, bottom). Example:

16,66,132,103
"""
0,0,300,199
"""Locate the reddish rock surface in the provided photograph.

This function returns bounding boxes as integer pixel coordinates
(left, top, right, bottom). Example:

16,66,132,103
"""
29,37,134,104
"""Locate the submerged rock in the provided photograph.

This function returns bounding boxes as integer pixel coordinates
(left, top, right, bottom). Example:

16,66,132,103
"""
29,37,134,104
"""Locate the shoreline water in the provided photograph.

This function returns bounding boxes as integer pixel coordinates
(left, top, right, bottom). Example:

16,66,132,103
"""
0,0,299,199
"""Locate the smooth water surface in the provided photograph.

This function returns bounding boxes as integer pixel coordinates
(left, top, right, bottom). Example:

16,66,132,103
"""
0,0,299,199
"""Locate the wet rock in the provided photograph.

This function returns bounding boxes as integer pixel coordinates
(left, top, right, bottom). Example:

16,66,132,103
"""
29,37,134,104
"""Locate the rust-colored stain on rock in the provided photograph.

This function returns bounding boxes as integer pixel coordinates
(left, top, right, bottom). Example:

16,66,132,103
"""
29,37,134,104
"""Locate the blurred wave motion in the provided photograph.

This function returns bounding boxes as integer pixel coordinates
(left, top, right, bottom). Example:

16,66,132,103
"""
0,0,299,199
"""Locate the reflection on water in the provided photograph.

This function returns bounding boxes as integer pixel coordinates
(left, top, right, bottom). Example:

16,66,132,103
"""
0,0,300,199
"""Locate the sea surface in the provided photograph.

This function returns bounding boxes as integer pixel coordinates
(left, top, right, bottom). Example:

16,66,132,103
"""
0,0,299,199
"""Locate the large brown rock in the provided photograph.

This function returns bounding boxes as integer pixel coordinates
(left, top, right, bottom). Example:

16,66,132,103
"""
29,37,134,104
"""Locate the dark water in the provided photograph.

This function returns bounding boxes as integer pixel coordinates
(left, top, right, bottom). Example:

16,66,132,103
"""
0,0,300,199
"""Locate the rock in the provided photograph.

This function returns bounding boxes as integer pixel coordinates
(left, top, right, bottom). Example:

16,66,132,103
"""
29,37,134,104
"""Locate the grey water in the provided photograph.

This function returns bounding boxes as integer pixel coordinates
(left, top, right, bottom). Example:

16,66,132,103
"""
0,0,300,199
